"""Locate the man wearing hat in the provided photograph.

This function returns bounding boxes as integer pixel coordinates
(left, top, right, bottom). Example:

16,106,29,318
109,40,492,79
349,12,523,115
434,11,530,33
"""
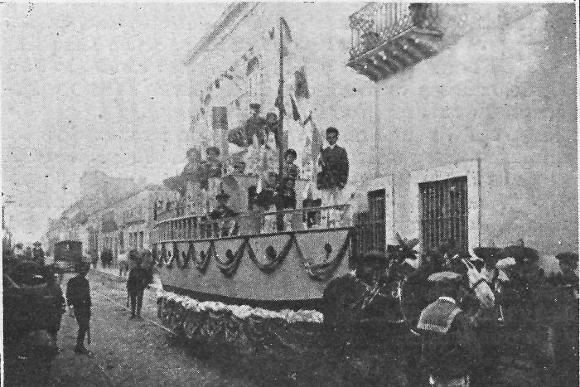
32,241,45,266
204,146,223,178
244,103,266,146
210,190,237,236
417,271,481,386
13,242,25,260
66,262,92,354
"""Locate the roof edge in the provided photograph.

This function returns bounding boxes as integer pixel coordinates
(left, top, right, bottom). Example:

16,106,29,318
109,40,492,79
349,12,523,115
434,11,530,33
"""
184,2,257,66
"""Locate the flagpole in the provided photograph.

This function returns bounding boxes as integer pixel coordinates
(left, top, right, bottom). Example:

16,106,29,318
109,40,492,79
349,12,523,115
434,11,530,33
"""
276,17,285,229
277,17,285,181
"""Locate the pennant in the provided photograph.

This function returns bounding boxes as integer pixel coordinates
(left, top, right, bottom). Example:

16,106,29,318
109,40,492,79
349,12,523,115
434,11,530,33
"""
290,95,301,121
294,67,310,99
311,120,323,167
280,17,293,57
280,17,293,42
246,57,259,75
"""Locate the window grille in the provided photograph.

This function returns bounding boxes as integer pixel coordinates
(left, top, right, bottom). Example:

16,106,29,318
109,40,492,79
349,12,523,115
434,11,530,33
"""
353,189,386,259
419,176,468,253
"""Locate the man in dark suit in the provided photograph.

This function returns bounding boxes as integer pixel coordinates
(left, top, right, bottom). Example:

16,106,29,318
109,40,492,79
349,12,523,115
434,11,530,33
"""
66,263,92,354
317,127,349,225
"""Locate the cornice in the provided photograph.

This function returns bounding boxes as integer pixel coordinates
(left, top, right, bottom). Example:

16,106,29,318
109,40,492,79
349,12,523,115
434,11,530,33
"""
184,2,260,66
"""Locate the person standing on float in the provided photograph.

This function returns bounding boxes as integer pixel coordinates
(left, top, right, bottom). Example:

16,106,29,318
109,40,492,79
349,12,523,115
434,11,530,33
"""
317,127,349,226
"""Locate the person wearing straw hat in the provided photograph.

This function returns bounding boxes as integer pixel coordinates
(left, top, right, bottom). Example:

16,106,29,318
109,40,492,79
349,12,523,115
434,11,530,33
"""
417,271,481,387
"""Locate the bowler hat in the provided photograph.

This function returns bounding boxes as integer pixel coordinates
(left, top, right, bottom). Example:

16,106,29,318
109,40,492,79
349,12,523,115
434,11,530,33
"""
249,103,261,110
206,146,220,156
186,147,201,158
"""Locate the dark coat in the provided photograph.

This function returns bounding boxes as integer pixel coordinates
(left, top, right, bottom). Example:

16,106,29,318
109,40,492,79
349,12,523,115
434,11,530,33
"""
417,298,480,380
209,205,237,220
66,275,91,310
127,267,151,293
318,145,349,189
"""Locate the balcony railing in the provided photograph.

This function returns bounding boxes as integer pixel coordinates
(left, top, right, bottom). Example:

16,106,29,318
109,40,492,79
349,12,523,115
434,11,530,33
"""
153,205,352,242
348,3,442,82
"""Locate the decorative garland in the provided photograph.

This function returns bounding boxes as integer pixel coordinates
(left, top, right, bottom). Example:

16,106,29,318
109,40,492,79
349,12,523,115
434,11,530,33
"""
158,290,324,324
246,235,295,274
175,243,193,269
194,242,213,273
214,238,248,277
297,230,352,281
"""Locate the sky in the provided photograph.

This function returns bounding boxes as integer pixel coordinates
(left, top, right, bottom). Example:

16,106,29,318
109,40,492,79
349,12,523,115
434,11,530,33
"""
1,2,225,244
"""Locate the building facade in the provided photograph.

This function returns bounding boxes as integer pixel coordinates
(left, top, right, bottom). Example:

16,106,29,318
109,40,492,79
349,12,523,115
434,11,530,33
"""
185,3,577,260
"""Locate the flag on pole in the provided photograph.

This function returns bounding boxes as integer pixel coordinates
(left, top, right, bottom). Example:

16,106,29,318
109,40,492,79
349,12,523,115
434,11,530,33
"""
280,17,293,57
290,95,301,121
294,67,310,99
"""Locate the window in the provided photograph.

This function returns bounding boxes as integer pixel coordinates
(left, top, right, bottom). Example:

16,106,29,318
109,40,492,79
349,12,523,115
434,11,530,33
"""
419,176,468,253
367,189,386,252
353,189,386,257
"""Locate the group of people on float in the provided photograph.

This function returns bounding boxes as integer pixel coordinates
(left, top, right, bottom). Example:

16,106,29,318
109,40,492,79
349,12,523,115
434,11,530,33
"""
166,102,350,234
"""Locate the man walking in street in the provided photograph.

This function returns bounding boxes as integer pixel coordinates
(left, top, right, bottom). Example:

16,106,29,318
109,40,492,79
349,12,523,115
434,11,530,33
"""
127,256,151,319
417,271,481,386
66,262,92,355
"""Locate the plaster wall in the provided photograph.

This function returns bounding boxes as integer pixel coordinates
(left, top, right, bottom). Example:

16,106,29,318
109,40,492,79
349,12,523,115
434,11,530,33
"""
186,3,577,256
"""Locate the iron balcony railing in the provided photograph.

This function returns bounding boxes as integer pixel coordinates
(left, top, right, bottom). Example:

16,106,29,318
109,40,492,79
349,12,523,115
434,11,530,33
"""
154,204,352,242
349,3,439,59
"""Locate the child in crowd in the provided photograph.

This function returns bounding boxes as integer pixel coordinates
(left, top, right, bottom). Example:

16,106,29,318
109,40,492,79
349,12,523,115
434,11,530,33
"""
278,149,299,230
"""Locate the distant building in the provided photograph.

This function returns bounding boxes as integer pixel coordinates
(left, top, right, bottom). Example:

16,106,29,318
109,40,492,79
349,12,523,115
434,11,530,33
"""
81,185,177,265
185,3,577,257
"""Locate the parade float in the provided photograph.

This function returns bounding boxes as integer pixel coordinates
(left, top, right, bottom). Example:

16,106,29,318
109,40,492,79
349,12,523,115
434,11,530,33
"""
152,16,508,383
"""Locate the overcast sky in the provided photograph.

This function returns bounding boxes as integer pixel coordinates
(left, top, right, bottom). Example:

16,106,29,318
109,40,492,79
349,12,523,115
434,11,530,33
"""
1,2,225,244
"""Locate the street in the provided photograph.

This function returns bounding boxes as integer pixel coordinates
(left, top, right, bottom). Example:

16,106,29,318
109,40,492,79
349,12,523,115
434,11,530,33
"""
5,272,263,387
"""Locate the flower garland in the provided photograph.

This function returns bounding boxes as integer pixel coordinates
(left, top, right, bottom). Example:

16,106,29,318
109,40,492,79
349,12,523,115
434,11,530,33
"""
194,243,213,273
157,290,323,324
296,230,352,281
246,235,295,273
214,239,247,277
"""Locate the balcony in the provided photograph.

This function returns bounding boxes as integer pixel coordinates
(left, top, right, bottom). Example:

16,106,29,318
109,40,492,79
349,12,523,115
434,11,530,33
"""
348,3,442,82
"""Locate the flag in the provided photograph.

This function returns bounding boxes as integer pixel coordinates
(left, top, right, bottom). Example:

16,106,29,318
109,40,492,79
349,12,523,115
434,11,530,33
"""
280,17,293,57
294,67,310,99
290,95,301,121
246,57,259,75
311,119,323,167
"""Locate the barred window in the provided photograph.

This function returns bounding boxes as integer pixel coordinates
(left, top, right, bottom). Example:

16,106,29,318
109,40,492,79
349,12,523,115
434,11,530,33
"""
419,176,468,253
353,189,386,258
